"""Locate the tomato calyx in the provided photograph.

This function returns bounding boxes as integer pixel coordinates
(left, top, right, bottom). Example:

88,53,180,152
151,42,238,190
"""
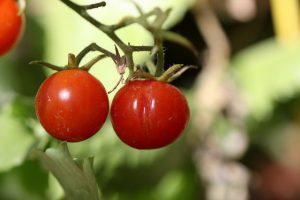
157,64,198,82
30,53,105,71
125,64,197,83
128,68,156,81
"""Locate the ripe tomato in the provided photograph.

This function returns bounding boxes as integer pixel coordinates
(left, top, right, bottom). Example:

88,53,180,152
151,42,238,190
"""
110,80,189,149
0,0,24,56
35,69,109,142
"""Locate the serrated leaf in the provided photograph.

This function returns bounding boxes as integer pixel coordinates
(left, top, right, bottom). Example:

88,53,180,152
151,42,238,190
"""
33,143,101,200
232,39,300,120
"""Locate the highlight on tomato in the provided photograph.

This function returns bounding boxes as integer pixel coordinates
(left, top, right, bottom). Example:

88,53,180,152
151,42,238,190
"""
0,0,24,56
35,69,109,142
110,80,189,149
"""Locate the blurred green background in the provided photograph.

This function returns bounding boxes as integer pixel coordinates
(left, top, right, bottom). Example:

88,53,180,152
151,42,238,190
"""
1,0,300,199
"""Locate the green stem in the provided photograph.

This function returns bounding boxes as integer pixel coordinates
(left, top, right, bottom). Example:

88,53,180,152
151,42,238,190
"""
130,45,153,52
60,0,109,32
154,37,164,76
152,8,171,29
162,31,198,57
110,8,162,31
60,0,158,74
81,54,107,71
60,0,128,52
76,43,116,65
125,53,135,74
82,2,106,10
59,0,189,77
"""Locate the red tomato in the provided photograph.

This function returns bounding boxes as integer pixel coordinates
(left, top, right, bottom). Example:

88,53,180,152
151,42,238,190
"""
0,0,24,56
110,80,189,149
35,69,109,142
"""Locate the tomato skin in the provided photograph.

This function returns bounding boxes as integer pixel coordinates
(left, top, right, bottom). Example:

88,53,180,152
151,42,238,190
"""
110,80,189,149
0,0,24,56
35,69,109,142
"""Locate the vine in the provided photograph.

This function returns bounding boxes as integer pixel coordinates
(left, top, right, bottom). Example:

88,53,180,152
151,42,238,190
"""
32,0,197,80
32,1,198,199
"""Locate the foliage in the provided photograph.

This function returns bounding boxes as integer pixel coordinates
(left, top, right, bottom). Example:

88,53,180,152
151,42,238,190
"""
232,39,300,120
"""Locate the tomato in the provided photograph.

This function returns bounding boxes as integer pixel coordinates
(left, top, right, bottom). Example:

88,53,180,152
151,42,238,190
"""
0,0,24,56
110,80,189,149
35,69,109,142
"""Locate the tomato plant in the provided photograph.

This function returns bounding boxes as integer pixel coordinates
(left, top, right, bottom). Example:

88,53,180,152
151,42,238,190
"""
28,0,196,197
0,0,24,56
35,69,109,142
110,80,189,149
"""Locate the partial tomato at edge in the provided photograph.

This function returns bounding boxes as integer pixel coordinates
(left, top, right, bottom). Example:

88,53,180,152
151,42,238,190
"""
35,69,109,142
110,80,189,149
0,0,24,56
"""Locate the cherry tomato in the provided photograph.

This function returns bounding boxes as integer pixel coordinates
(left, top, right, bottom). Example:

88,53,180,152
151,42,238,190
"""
0,0,24,56
110,80,189,149
35,69,109,142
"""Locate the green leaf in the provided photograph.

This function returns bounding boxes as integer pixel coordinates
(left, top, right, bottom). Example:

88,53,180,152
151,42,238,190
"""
232,39,300,120
0,108,35,172
33,143,101,200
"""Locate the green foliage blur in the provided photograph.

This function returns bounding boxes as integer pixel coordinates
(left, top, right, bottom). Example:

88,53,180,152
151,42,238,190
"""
1,0,300,199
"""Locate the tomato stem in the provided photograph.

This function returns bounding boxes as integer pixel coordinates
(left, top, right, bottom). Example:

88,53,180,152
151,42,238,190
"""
58,0,197,78
59,0,194,77
81,54,107,71
82,2,106,10
154,37,164,76
162,31,199,57
68,54,78,69
108,75,124,94
76,43,117,65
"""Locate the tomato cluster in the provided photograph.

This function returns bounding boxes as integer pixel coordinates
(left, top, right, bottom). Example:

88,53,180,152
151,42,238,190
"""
35,69,189,149
0,0,24,56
